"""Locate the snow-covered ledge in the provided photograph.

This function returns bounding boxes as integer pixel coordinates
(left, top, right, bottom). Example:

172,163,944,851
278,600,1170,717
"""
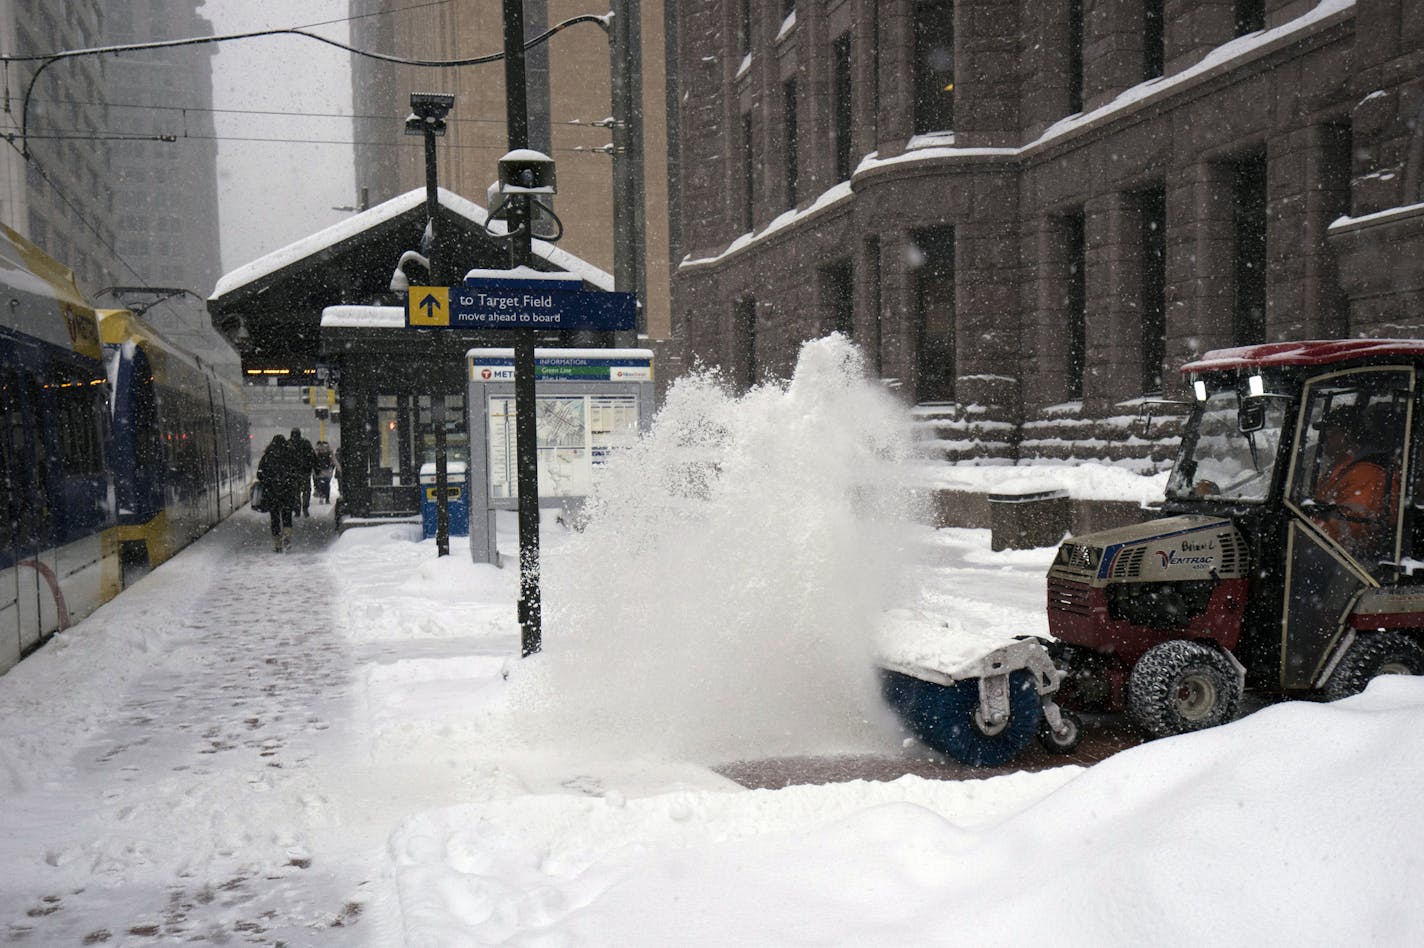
1328,201,1424,299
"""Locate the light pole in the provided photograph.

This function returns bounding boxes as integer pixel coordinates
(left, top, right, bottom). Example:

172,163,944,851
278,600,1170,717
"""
503,0,544,658
607,0,646,342
405,92,455,557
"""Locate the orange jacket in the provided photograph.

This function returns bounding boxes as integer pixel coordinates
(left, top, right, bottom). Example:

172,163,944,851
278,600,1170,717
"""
1315,457,1389,552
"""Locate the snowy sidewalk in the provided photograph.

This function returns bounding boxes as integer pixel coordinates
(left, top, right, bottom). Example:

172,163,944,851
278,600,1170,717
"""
0,510,385,944
3,340,1424,946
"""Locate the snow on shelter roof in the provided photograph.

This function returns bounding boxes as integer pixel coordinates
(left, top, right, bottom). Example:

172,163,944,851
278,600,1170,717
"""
210,187,612,299
1183,339,1424,374
320,306,406,329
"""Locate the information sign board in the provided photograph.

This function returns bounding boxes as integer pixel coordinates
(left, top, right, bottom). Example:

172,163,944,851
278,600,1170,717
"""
407,275,636,332
466,347,654,564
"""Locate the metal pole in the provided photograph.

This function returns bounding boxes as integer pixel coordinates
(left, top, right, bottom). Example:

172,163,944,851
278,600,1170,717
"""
505,0,542,656
433,398,449,556
424,127,439,276
423,118,451,557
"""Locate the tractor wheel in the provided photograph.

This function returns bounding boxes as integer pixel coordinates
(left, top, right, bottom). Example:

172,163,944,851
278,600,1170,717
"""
898,671,1042,767
1323,632,1424,702
1037,707,1084,755
1127,640,1242,739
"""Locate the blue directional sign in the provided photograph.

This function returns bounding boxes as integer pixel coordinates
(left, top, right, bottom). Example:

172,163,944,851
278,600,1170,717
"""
407,274,636,332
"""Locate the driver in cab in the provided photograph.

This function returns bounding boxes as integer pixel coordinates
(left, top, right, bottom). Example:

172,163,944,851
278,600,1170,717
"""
1312,405,1390,555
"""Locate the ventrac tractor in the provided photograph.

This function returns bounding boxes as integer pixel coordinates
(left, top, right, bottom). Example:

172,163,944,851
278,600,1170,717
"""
882,340,1424,766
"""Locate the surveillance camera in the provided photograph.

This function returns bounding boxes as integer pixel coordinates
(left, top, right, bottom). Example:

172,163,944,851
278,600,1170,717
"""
406,93,455,136
409,92,455,117
498,149,556,194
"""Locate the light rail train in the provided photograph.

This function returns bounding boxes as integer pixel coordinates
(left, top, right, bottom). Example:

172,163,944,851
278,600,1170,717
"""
0,223,248,674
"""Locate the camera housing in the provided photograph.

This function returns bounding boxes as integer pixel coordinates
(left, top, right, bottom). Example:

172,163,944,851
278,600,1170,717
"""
497,149,557,194
405,92,455,136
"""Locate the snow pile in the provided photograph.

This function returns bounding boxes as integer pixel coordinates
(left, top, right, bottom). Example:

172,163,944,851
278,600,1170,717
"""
912,459,1170,503
394,677,1424,946
517,334,922,761
4,332,1423,945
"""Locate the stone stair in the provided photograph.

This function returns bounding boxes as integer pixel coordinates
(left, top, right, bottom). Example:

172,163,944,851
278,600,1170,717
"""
909,402,1017,464
912,399,1188,473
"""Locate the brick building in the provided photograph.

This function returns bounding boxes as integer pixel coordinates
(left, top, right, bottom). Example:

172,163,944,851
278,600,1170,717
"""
670,0,1424,468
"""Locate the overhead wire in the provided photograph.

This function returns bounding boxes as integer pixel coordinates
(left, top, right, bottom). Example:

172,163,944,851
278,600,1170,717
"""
32,95,613,130
0,2,614,295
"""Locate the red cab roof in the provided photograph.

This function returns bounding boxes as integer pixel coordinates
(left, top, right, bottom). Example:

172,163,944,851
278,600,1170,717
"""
1182,339,1424,374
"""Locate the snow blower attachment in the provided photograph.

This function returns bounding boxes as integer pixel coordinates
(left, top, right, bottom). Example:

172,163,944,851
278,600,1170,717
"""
883,339,1424,769
879,639,1081,766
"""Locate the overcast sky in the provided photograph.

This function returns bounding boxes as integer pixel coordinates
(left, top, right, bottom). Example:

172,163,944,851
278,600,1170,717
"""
200,0,357,276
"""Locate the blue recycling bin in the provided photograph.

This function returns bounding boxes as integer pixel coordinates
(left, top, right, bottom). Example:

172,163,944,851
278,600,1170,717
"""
419,462,469,538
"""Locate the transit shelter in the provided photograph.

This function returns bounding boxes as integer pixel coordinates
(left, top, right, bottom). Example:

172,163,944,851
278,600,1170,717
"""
465,347,654,562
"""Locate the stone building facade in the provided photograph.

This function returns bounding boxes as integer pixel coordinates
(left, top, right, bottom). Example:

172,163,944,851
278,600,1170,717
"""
671,0,1424,469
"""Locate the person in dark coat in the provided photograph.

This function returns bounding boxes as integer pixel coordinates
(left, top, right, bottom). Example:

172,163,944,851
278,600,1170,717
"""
289,428,317,517
313,440,337,504
257,434,297,552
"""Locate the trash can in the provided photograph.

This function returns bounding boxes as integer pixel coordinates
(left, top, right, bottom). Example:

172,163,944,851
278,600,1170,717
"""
420,461,469,538
987,488,1070,551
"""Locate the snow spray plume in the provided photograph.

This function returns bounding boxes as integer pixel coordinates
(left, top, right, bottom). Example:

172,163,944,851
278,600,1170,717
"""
519,335,922,761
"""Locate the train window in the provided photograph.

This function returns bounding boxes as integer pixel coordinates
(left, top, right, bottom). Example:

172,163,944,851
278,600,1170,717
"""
132,358,159,467
0,368,14,549
53,363,104,475
24,372,52,541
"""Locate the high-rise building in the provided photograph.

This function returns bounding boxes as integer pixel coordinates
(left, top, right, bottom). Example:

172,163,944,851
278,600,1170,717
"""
104,1,232,373
0,1,119,292
0,0,233,374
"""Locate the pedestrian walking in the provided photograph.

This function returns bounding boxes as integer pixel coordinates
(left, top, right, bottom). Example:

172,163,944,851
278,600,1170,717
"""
289,428,317,517
256,434,298,551
313,440,337,504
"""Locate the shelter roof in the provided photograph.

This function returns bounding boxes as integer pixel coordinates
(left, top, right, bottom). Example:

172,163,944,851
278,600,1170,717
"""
207,187,612,368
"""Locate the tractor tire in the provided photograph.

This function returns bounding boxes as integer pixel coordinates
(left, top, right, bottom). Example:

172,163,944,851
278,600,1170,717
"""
897,671,1042,767
1038,707,1084,755
1127,640,1242,739
1323,632,1424,702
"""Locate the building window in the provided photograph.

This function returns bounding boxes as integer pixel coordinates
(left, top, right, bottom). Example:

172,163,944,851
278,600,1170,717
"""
741,112,755,233
833,34,853,180
821,260,854,338
1136,186,1167,394
913,0,954,134
912,225,955,402
1232,148,1268,346
864,236,883,375
1319,120,1353,337
783,78,799,208
736,297,758,389
869,0,881,140
1064,212,1086,400
1068,0,1084,114
1143,0,1164,81
1234,0,1265,36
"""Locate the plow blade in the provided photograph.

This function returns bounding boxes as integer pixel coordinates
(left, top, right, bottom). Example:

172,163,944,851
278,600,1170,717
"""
879,639,1064,767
